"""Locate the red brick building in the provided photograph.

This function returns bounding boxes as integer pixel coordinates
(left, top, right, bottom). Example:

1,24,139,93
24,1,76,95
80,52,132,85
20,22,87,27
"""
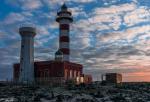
13,61,86,85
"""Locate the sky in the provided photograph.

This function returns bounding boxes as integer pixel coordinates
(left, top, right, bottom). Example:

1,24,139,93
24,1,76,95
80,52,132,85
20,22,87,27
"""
0,0,150,82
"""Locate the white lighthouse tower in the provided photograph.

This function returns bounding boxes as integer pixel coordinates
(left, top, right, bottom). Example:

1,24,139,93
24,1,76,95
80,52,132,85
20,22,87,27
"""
19,27,36,84
56,3,73,62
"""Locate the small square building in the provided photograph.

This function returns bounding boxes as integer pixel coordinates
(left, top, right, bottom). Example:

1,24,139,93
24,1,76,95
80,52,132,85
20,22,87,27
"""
105,73,122,84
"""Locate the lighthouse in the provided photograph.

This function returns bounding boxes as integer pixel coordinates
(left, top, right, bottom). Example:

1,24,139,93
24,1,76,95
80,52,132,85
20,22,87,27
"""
19,27,36,84
56,4,73,62
13,4,92,85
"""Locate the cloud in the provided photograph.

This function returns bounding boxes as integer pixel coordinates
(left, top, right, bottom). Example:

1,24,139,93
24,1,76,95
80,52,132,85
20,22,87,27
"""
73,0,96,3
89,3,137,30
94,3,136,14
21,0,43,10
6,0,43,10
97,25,150,43
4,13,25,25
70,6,87,17
124,7,150,27
0,47,20,80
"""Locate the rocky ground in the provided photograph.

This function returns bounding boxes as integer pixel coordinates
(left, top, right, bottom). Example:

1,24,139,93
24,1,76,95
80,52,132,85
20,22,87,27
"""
0,82,150,102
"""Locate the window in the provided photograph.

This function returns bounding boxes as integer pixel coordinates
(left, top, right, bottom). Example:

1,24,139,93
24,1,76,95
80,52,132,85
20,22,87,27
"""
74,71,76,78
70,70,72,79
44,69,49,78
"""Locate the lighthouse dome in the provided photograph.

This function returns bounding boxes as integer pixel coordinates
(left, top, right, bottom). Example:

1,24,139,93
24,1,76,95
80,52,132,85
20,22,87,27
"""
55,49,63,61
55,49,63,55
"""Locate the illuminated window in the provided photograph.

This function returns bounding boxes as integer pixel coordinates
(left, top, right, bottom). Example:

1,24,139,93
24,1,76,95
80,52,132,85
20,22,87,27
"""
65,69,68,79
74,71,76,78
81,77,84,83
70,70,72,78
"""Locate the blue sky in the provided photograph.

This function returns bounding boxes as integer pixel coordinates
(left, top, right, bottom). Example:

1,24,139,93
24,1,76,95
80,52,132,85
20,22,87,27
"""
0,0,150,81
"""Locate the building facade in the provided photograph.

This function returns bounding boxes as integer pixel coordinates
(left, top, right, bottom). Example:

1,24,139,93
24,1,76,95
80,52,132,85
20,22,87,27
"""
14,61,84,85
